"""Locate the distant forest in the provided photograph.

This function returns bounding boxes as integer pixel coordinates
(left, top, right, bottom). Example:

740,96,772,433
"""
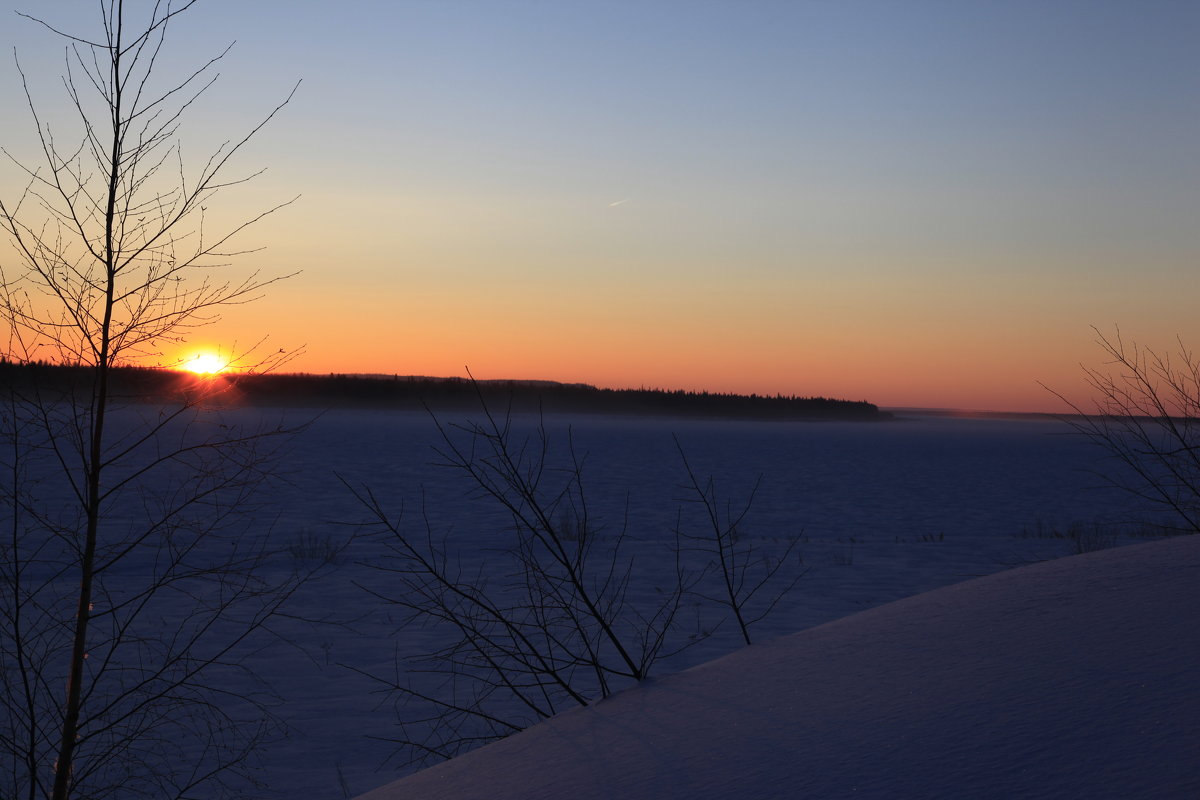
0,362,892,421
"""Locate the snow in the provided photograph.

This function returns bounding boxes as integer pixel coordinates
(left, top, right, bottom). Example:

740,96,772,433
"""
237,410,1179,796
14,408,1170,796
354,535,1200,800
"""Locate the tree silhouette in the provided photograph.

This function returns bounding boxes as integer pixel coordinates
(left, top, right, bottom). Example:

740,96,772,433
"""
0,3,300,797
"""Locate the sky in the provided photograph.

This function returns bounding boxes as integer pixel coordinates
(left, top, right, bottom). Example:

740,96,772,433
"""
1,0,1197,412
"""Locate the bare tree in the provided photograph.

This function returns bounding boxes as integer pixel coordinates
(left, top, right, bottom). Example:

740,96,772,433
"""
0,2,300,797
348,396,691,768
350,383,807,771
673,435,804,646
1047,327,1200,535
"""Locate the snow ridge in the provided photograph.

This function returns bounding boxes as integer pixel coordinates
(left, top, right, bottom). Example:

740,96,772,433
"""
356,537,1200,800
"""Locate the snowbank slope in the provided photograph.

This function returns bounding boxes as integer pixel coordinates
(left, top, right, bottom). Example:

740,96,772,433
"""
356,536,1200,799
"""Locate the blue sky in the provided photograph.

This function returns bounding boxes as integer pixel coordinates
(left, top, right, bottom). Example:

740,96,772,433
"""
1,1,1197,409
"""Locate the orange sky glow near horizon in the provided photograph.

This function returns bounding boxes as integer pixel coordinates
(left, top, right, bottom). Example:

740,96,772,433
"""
4,1,1197,415
172,302,1160,414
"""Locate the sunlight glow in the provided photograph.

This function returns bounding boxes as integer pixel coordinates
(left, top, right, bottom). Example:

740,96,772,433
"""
182,352,230,375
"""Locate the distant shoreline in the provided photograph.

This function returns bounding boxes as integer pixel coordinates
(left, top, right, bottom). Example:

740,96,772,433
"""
882,407,1062,422
0,363,893,422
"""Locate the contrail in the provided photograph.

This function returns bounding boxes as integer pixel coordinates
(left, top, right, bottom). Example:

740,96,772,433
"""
607,198,629,207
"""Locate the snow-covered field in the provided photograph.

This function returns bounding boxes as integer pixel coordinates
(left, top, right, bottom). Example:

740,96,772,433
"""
356,534,1200,799
245,409,1174,798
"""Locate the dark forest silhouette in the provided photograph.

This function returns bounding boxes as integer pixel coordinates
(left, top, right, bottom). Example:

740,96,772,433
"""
0,361,891,421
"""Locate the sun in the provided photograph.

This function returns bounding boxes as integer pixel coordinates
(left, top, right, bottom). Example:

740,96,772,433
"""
181,352,230,375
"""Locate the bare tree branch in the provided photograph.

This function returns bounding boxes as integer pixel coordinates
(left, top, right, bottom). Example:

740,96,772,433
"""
0,2,302,798
1045,326,1200,535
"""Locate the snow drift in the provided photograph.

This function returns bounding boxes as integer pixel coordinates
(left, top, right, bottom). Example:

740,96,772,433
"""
355,536,1200,799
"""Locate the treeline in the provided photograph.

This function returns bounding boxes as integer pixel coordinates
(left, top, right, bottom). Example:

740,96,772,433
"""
0,360,182,401
0,361,892,421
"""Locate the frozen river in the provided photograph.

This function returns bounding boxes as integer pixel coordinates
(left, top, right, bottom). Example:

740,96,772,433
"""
258,408,1160,798
2,404,1167,798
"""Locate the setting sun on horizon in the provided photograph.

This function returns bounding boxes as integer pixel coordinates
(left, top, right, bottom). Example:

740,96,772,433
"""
2,4,1197,798
11,0,1190,414
179,352,231,376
